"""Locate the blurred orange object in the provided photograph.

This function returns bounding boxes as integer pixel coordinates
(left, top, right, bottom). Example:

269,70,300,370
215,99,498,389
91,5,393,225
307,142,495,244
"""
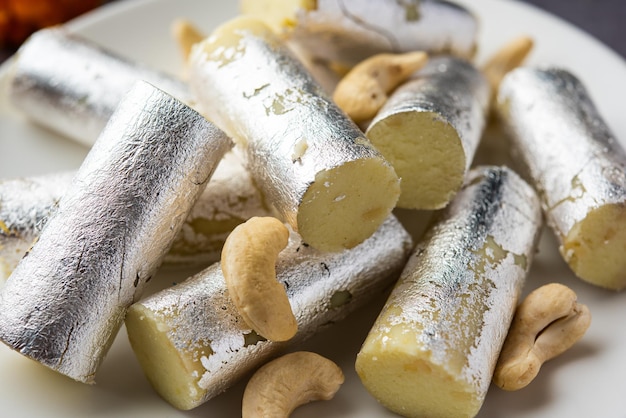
0,0,103,48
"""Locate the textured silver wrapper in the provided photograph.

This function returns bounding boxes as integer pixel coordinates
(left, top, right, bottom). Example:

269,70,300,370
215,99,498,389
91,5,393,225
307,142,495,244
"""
362,166,542,407
0,172,74,281
8,27,192,146
166,149,274,265
0,82,232,383
127,215,413,408
189,19,396,244
0,151,272,279
368,55,490,174
497,67,626,238
285,0,478,66
286,40,342,95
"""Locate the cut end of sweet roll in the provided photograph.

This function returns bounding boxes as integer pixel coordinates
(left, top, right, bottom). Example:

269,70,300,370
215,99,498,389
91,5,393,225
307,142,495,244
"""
561,203,626,291
297,156,400,251
125,303,208,411
355,321,481,418
366,110,466,210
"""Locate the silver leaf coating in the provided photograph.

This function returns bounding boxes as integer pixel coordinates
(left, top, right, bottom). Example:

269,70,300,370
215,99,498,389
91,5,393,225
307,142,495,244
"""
358,166,542,412
0,151,272,279
0,172,74,280
366,55,490,209
9,27,193,146
126,215,412,409
369,56,490,171
0,82,232,383
497,66,626,238
285,0,478,66
189,19,398,250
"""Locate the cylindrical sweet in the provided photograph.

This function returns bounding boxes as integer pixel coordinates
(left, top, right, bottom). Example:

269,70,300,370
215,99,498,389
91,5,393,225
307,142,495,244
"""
497,66,626,290
366,56,490,210
125,215,413,411
0,171,74,280
0,151,273,280
355,166,542,418
188,16,400,252
240,0,478,67
8,27,192,146
166,150,274,265
0,82,232,383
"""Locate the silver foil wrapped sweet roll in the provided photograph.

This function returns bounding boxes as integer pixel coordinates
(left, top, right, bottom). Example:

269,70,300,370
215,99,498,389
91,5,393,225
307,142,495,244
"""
497,67,626,290
8,27,192,146
366,55,490,210
0,81,232,383
0,171,74,281
0,151,272,280
355,166,542,418
189,16,400,252
166,150,274,265
240,0,478,67
125,215,413,410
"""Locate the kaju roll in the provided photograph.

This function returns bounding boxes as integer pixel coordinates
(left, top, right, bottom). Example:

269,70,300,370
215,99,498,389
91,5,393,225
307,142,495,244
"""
8,27,192,146
497,67,626,290
240,0,478,67
355,166,542,418
0,172,74,280
125,215,412,410
366,56,490,210
3,28,273,270
0,81,232,383
188,16,400,251
166,150,274,265
0,151,273,280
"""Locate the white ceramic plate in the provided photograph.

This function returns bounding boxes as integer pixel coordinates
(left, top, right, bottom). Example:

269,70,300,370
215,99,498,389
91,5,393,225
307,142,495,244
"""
1,0,626,417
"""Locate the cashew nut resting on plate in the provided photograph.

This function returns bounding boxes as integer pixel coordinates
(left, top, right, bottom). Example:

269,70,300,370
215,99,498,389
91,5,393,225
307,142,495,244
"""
333,51,429,123
493,283,591,391
242,351,344,418
221,216,297,342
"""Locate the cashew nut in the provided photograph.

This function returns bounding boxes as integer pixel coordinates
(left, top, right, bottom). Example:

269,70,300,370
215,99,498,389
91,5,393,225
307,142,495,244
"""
242,351,345,418
481,35,534,104
332,51,429,123
171,18,206,61
493,283,591,391
221,216,297,342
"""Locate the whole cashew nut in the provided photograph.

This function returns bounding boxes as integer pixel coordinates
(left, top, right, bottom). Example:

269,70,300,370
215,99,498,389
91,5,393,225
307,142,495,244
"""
481,35,534,104
171,18,206,61
242,351,345,418
332,51,429,123
221,216,297,342
493,283,591,391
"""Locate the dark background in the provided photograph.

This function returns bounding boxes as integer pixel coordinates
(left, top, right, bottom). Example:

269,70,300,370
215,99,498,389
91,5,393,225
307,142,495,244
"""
0,0,624,62
522,0,625,59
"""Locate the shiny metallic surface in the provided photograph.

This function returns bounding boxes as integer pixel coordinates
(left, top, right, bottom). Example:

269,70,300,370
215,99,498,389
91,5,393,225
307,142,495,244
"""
189,18,398,250
360,166,542,409
367,55,490,177
0,172,74,280
126,215,413,408
166,149,274,265
497,66,626,240
0,151,272,279
0,82,232,383
287,0,478,66
8,27,193,146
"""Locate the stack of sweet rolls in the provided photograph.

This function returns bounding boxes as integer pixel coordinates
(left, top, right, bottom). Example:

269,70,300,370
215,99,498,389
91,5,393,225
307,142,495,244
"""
0,1,615,417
